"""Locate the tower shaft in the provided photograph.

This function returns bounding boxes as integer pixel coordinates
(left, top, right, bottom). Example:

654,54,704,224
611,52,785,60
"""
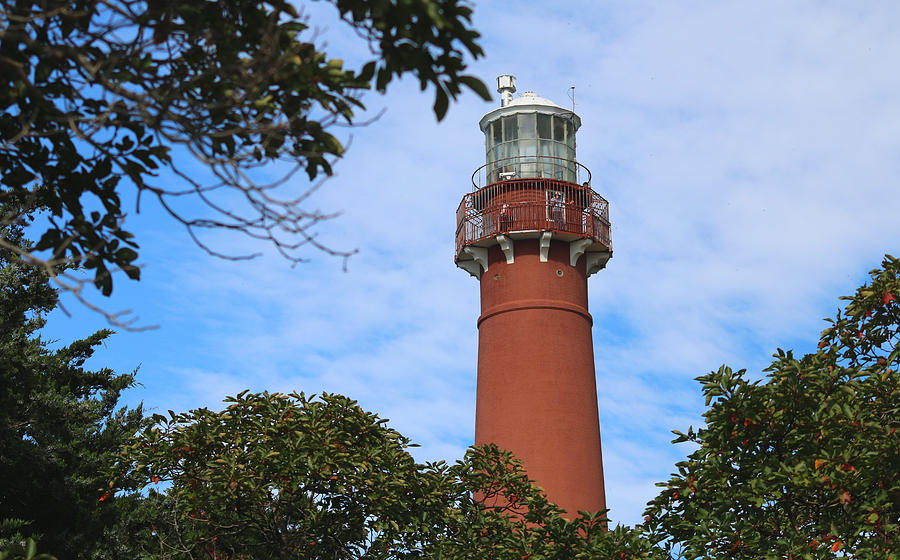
475,240,606,516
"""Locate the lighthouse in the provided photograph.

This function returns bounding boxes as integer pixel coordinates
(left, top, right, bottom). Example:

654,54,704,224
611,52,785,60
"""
455,75,612,516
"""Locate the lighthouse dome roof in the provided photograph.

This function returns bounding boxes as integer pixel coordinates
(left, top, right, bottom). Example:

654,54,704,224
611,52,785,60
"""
506,91,564,109
479,90,580,132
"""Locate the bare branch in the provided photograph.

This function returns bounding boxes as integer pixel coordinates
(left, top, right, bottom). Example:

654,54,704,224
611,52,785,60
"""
0,235,156,331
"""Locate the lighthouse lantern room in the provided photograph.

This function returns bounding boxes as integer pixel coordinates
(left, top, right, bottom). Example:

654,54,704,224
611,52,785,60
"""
456,75,611,280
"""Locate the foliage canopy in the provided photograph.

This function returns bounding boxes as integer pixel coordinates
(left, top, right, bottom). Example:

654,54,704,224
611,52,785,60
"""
645,255,900,559
0,223,144,560
112,391,663,559
114,391,451,558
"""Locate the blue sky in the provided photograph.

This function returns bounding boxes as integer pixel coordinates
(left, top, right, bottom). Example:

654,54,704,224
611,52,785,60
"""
41,1,900,526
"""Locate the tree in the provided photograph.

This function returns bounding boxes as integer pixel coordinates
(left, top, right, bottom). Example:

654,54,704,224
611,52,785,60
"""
644,255,900,559
112,390,665,559
112,391,455,559
0,0,490,303
0,222,145,560
439,444,666,560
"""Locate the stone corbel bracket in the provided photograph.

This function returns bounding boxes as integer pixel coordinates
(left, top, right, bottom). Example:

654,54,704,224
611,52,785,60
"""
585,252,611,277
569,238,593,267
458,246,489,279
539,231,552,262
496,235,514,264
570,239,611,278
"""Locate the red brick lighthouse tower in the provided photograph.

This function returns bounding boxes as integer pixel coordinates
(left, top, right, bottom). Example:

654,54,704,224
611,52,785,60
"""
455,75,612,516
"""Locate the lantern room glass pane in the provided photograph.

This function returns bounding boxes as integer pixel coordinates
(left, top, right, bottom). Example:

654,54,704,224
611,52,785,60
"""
556,142,568,179
553,115,565,142
492,120,502,144
517,113,536,139
553,141,566,160
540,140,554,157
504,141,518,159
537,114,552,139
519,139,538,176
540,140,554,177
502,115,517,141
565,120,575,149
520,139,537,156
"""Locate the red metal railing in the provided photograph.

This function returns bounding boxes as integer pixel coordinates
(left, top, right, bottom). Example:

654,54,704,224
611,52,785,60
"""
455,177,611,259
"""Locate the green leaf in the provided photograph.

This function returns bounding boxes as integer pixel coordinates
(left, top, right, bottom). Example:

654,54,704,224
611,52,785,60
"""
458,75,491,101
433,87,450,121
